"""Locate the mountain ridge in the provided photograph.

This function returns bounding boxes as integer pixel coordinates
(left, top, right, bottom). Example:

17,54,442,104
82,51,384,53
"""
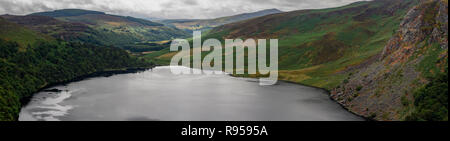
30,9,106,17
3,9,191,52
161,8,283,31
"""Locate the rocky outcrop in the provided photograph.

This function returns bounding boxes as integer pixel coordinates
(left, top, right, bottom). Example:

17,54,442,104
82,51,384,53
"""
331,0,448,121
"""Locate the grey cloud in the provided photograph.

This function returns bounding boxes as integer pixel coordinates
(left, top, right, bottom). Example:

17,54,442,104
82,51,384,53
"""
0,0,50,15
183,0,198,6
0,0,367,19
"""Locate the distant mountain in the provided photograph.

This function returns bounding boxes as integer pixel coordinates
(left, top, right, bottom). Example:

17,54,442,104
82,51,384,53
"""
1,14,100,44
145,17,165,22
31,9,106,17
161,9,283,31
4,9,190,52
32,9,163,26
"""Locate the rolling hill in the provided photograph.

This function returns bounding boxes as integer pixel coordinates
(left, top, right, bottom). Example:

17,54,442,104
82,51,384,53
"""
1,14,100,44
161,9,282,31
0,16,54,49
3,9,190,52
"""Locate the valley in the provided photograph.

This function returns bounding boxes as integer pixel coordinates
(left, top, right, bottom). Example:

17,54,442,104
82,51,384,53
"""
0,0,448,121
2,9,190,53
160,9,282,32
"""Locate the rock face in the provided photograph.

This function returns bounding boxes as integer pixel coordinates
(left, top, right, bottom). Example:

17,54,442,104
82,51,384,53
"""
331,0,448,121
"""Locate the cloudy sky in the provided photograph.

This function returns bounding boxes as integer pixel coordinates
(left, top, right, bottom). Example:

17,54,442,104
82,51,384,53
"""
0,0,366,19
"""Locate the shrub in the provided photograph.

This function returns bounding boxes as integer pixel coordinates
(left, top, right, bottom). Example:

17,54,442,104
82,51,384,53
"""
405,69,448,121
401,95,410,106
343,79,349,84
368,113,377,120
356,86,363,91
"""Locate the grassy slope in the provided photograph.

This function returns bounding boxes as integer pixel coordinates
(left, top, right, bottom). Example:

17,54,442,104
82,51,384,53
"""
26,9,190,51
0,18,54,50
147,0,419,90
57,14,189,41
0,15,99,45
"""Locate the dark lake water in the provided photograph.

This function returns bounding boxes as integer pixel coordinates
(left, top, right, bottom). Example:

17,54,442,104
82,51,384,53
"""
19,66,362,121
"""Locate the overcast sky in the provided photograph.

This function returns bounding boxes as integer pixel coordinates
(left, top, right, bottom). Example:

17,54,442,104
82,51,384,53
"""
0,0,367,19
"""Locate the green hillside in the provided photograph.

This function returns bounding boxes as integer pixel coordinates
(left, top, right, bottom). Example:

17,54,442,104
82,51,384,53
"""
9,9,190,52
1,15,101,45
0,18,152,121
0,17,54,50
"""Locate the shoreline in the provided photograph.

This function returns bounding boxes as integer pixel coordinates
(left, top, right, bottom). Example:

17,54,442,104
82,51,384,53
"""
276,80,369,121
228,73,369,121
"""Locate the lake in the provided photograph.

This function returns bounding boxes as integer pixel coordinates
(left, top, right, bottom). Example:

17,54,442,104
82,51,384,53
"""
19,66,362,121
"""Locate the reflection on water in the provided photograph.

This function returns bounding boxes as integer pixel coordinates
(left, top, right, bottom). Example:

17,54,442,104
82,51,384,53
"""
19,66,362,121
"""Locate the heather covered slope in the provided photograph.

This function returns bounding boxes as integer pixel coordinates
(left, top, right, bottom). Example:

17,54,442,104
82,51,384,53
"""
11,9,191,52
0,17,54,49
161,9,282,31
0,18,152,121
331,0,448,121
1,15,101,45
